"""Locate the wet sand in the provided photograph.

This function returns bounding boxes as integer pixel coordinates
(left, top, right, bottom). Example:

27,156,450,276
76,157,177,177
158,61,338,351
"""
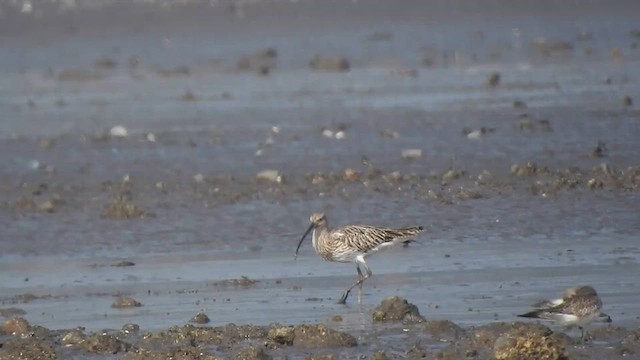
1,0,640,358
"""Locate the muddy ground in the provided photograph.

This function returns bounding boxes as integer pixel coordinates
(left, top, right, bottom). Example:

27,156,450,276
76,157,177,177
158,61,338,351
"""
1,0,640,359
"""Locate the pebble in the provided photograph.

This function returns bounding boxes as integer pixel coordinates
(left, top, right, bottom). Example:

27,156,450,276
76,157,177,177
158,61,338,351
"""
401,149,422,160
193,173,205,184
256,169,284,184
2,317,30,334
189,312,211,324
109,125,128,137
111,296,142,308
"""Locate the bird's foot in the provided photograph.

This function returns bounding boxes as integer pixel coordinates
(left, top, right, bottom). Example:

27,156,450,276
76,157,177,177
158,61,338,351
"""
337,290,350,304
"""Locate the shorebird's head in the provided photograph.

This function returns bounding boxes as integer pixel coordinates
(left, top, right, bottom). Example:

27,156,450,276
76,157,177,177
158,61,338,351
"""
309,212,326,226
565,286,598,299
294,213,326,260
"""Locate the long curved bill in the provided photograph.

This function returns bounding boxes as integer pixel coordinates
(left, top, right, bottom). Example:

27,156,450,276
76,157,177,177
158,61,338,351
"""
294,223,315,260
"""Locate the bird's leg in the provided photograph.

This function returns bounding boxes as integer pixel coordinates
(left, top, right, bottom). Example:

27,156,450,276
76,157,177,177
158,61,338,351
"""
356,265,364,303
337,259,372,305
579,326,585,343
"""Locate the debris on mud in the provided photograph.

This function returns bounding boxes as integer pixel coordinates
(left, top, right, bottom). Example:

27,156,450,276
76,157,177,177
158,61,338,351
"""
622,96,633,107
80,332,132,354
190,312,211,324
309,56,350,72
0,308,27,318
236,48,277,76
487,72,501,87
102,195,146,220
210,276,258,287
93,57,118,69
1,337,58,360
256,170,284,184
2,317,30,334
292,324,357,348
112,260,136,267
424,319,465,341
267,325,295,345
231,345,272,360
510,162,547,177
590,140,609,158
112,296,143,308
372,296,426,324
493,323,568,360
401,148,422,160
109,125,129,137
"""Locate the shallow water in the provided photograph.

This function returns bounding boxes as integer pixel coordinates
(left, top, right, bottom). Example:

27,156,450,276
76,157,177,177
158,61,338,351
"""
1,0,640,358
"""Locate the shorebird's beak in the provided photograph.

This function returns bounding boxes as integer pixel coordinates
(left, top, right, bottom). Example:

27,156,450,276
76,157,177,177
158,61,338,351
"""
295,223,314,260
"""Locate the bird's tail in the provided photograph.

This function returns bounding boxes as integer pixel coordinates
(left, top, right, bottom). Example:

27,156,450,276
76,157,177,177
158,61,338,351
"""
518,310,543,319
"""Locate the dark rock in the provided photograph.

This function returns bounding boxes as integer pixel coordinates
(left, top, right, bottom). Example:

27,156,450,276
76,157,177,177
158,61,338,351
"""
372,296,425,323
112,296,143,308
425,319,465,341
190,312,211,324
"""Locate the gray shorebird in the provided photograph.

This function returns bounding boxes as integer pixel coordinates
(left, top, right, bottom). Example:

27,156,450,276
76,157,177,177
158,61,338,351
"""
518,285,612,341
295,213,424,304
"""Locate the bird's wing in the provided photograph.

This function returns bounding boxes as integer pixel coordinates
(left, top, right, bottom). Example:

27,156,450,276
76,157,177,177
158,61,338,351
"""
333,225,423,252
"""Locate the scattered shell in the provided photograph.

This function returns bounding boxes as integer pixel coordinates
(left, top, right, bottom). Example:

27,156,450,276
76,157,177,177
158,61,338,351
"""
256,170,284,184
121,323,140,334
343,168,360,182
109,126,128,137
401,149,422,160
146,133,156,142
193,173,205,184
38,200,55,213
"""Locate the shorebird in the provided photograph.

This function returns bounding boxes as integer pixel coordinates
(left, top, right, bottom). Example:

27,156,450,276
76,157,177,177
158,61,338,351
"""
295,213,424,304
518,285,612,341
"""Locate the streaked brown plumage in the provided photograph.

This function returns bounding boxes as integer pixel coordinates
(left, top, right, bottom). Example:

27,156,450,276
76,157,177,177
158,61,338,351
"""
295,213,423,304
518,286,612,341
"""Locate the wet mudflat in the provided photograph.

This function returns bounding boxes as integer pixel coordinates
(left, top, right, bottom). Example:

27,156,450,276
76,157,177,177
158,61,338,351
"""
1,0,640,358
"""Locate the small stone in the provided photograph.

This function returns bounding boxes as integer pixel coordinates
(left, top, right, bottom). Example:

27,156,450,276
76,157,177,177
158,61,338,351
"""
181,89,197,101
189,312,210,324
401,149,422,160
343,168,360,182
2,317,30,334
372,296,425,323
331,315,343,322
622,96,633,107
587,178,603,189
111,296,142,308
309,56,350,72
334,131,346,139
112,261,135,267
322,129,334,138
193,173,205,184
487,72,501,87
256,170,284,184
267,326,295,345
146,133,156,142
121,323,140,333
38,138,56,149
38,200,55,213
109,125,128,137
62,329,86,345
